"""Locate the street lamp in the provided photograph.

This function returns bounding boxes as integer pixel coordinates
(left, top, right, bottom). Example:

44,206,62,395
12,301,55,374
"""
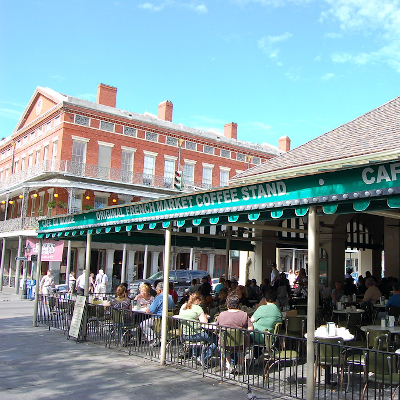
20,244,32,300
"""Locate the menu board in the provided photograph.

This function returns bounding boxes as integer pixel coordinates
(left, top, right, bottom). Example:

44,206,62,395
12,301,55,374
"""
68,295,86,340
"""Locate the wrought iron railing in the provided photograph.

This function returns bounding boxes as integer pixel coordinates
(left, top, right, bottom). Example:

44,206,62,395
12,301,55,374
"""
0,159,213,192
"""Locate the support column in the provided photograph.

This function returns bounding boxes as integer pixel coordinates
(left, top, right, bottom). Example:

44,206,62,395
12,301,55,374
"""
171,252,178,271
150,252,160,276
225,226,232,278
126,250,136,285
208,253,215,277
33,238,42,327
306,206,319,400
121,243,127,284
84,233,92,296
0,238,6,291
77,247,86,275
105,249,115,292
8,247,16,287
15,236,24,294
189,248,194,270
143,245,149,279
160,224,172,365
65,241,72,287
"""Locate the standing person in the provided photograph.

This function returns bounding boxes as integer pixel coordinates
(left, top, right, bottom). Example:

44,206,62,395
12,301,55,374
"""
68,271,76,294
89,272,95,293
270,263,279,288
75,271,85,296
95,269,108,299
39,270,54,296
141,282,175,346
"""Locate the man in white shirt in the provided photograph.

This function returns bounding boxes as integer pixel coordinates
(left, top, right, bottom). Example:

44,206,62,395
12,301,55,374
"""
95,269,108,299
75,272,85,295
40,270,54,296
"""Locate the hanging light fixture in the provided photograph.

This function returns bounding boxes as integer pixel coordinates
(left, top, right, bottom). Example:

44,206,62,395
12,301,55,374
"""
19,194,23,199
33,193,38,198
112,198,117,203
54,193,59,198
9,200,13,204
86,195,90,200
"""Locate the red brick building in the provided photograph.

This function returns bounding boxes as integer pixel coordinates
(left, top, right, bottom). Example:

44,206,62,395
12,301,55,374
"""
0,83,289,289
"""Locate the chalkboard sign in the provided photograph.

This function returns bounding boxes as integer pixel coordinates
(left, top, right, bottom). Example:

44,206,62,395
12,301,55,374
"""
68,295,87,341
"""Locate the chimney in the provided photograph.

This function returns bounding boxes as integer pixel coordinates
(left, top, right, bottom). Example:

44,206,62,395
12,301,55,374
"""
278,136,291,152
97,84,117,107
158,100,173,122
224,122,237,140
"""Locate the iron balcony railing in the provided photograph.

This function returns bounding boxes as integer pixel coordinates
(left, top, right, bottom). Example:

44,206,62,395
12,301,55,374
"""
0,159,214,192
0,216,47,233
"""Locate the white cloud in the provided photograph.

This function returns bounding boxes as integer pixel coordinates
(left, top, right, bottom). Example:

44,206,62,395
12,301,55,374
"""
139,1,207,13
321,72,335,80
233,0,313,6
242,121,272,132
324,32,342,39
0,108,22,119
258,32,292,60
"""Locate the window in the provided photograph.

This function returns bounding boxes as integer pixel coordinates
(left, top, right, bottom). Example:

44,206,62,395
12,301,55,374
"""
145,131,157,142
21,157,26,171
39,193,44,215
94,196,107,209
71,139,87,175
30,131,35,140
54,115,61,126
253,156,260,164
100,121,114,132
204,145,214,155
14,160,19,173
143,153,156,186
75,115,89,126
45,121,52,132
30,196,36,217
35,150,41,165
237,153,246,162
43,145,49,162
183,163,195,186
23,135,28,145
71,193,82,213
28,153,33,168
185,141,196,151
166,137,178,146
121,150,134,182
123,126,136,137
164,159,175,188
220,169,229,187
51,140,58,170
221,149,231,158
97,143,112,180
202,164,213,189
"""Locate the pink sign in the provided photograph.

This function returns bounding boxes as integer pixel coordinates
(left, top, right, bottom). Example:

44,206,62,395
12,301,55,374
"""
25,238,64,262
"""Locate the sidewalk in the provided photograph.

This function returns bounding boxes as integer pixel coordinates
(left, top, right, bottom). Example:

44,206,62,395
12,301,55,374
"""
0,286,292,400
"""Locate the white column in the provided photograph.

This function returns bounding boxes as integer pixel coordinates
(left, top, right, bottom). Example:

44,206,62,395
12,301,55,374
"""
65,241,72,287
143,245,149,279
84,233,92,296
77,247,86,275
105,249,115,291
306,206,319,400
15,236,24,294
33,238,42,327
189,248,194,270
150,251,160,276
8,247,16,287
292,249,296,271
171,252,178,271
208,253,215,277
126,250,136,284
121,243,127,284
0,238,6,291
160,224,172,365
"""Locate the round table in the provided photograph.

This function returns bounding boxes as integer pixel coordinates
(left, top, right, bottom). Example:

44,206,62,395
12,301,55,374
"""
373,303,387,308
360,324,400,333
305,326,354,341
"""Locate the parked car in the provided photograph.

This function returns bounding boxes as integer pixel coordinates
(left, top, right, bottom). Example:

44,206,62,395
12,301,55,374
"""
129,270,207,299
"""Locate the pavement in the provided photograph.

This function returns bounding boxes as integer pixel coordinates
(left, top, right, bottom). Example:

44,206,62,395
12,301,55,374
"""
0,286,293,400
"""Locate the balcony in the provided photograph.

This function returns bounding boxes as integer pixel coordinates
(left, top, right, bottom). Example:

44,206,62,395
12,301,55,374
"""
0,216,47,233
0,160,212,192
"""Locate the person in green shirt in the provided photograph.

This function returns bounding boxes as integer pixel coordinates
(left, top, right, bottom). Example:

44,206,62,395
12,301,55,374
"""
179,292,217,366
250,290,282,344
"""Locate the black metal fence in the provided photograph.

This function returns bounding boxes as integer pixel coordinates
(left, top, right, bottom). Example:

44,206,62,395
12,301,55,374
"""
36,295,400,400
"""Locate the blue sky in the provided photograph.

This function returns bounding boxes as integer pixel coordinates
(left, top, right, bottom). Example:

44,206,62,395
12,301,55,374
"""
1,0,400,150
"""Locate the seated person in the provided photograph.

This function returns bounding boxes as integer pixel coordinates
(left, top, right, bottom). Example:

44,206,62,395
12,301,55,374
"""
140,282,175,345
169,282,178,304
386,282,400,308
216,294,253,373
360,277,382,305
214,277,225,294
106,285,132,310
331,281,344,305
250,290,282,343
199,281,214,313
188,278,201,294
134,283,154,309
178,292,217,365
216,288,228,312
236,285,252,307
343,277,357,297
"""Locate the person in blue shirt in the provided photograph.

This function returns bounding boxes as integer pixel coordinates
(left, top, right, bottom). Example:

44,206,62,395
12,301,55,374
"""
140,281,175,345
386,282,400,308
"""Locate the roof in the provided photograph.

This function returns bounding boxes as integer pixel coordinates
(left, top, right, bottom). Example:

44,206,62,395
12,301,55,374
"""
232,95,400,183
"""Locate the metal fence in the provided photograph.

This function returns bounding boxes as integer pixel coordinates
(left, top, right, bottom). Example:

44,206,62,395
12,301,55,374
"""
36,295,400,400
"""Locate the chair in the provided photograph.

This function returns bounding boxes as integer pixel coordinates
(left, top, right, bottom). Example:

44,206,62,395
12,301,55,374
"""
361,350,400,400
285,316,306,353
219,327,249,378
263,322,298,383
109,308,136,347
314,338,345,390
388,306,400,320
